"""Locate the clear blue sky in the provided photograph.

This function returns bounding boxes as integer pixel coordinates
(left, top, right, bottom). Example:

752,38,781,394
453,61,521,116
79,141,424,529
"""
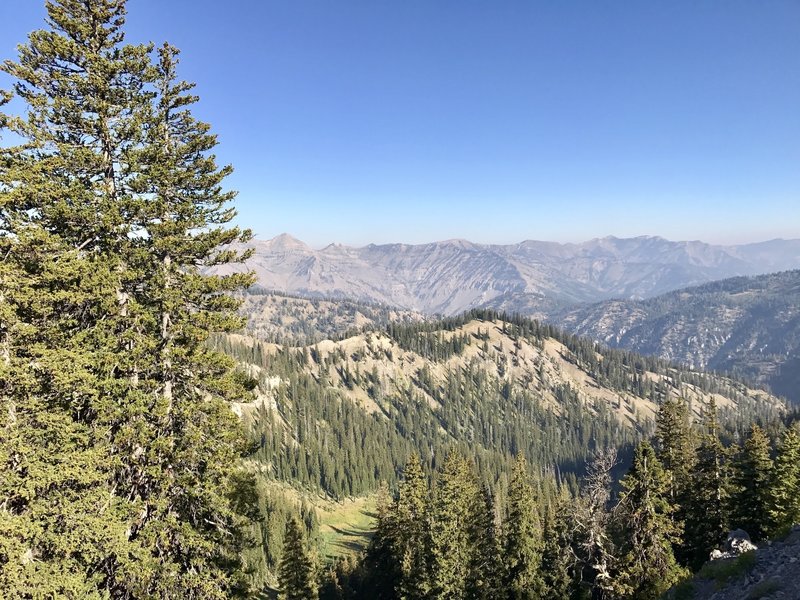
2,1,799,247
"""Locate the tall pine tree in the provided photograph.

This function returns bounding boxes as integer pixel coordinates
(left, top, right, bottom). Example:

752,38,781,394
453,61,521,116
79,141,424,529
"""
502,455,545,599
278,517,319,600
466,485,503,600
654,398,695,506
392,453,431,600
654,398,695,565
769,425,800,536
0,1,255,596
729,424,773,542
1,1,148,594
428,449,480,600
540,488,581,600
684,399,730,569
612,441,687,600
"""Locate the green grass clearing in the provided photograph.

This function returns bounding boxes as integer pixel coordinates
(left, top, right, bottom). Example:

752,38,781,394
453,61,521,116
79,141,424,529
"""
317,495,377,561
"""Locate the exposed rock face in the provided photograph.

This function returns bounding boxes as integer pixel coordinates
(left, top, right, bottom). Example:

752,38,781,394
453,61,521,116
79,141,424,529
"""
710,530,759,560
726,530,758,556
214,234,800,316
553,270,800,403
680,525,800,600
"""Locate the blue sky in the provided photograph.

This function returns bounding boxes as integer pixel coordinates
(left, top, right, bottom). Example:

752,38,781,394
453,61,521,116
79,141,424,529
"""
2,1,799,247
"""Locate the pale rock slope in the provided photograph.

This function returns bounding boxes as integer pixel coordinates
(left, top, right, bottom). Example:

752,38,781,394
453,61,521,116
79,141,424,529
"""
214,234,800,316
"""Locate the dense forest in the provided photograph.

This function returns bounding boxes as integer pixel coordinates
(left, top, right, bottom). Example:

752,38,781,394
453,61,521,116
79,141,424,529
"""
280,403,800,600
213,309,787,591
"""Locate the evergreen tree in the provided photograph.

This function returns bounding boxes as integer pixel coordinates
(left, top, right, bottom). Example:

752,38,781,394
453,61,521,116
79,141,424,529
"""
769,425,800,536
654,398,695,506
684,399,729,569
429,449,480,600
278,517,319,600
654,398,695,565
357,482,399,599
392,453,431,600
0,1,255,596
0,250,126,596
540,489,581,600
466,485,503,600
502,455,545,599
112,39,257,597
612,441,686,600
1,1,147,594
730,424,773,541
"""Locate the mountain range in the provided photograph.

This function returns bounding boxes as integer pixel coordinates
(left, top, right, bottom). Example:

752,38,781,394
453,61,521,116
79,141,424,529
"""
553,270,800,403
219,234,800,316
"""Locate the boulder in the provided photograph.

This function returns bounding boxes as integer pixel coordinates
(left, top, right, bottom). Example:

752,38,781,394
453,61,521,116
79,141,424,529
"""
725,529,758,556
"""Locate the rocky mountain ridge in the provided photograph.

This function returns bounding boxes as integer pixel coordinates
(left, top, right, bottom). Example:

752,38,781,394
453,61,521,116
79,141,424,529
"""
553,270,800,403
215,234,800,316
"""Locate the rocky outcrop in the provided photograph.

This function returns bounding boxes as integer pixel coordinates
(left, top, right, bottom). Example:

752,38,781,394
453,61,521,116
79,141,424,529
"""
674,525,800,600
710,530,759,561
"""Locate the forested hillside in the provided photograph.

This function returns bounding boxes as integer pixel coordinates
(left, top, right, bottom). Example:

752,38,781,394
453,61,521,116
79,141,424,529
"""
555,270,800,403
238,272,800,412
224,310,782,495
326,417,800,600
238,289,425,344
214,310,787,590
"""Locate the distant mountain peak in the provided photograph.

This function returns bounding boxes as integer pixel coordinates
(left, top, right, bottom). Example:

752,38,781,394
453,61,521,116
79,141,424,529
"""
264,233,312,253
320,242,349,252
439,237,473,245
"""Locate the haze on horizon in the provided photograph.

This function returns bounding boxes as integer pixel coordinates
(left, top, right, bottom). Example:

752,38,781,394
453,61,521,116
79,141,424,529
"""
257,231,800,253
2,0,798,247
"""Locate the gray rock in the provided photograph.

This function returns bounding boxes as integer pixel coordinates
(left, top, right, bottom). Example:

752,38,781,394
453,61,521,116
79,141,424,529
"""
726,529,758,555
671,525,800,599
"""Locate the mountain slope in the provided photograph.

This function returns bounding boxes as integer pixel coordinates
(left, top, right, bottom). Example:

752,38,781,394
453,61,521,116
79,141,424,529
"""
237,290,426,343
219,311,784,503
222,309,787,586
215,234,800,316
667,526,800,600
554,271,800,403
